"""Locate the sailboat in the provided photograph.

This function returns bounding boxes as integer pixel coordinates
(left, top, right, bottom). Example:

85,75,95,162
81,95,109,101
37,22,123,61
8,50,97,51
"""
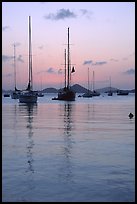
19,16,37,103
91,71,100,96
37,76,44,97
52,27,76,101
82,67,92,98
108,76,113,96
11,44,21,99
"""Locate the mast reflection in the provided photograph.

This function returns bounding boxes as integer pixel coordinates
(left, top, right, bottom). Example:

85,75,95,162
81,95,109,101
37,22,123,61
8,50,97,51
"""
60,102,75,183
19,104,37,174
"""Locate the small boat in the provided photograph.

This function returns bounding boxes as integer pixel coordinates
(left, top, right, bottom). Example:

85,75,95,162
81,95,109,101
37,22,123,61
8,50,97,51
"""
52,27,75,101
3,93,10,97
82,92,93,98
91,90,100,97
108,91,113,96
117,90,129,95
37,92,44,97
19,16,37,103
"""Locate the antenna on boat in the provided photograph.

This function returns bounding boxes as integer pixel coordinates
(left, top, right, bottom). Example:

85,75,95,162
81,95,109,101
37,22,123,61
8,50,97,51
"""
93,70,95,91
88,67,89,94
28,16,33,91
67,27,70,89
64,48,66,88
13,43,17,90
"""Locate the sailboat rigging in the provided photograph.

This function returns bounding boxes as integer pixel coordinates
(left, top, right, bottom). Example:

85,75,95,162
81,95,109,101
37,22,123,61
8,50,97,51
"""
19,16,37,103
91,71,100,96
82,67,92,98
37,77,44,97
52,27,76,101
11,44,21,99
108,76,113,96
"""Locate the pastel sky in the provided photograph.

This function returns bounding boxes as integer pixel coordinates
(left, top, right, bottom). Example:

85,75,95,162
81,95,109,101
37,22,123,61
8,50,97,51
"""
2,2,135,90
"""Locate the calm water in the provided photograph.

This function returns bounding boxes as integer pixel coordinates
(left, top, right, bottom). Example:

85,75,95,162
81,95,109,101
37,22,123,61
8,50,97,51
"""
2,93,135,202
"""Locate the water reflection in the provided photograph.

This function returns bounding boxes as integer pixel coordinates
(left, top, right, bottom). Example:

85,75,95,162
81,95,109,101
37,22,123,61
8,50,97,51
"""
60,102,75,183
87,103,95,121
19,104,37,174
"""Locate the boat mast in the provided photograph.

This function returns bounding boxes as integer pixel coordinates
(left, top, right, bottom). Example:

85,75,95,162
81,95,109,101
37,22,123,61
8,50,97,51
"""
13,43,16,90
28,16,33,91
93,70,95,91
67,27,70,89
64,49,66,88
88,67,89,94
109,76,111,91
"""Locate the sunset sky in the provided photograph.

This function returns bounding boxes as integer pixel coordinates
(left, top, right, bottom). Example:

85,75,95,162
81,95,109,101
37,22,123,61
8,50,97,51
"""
2,2,135,90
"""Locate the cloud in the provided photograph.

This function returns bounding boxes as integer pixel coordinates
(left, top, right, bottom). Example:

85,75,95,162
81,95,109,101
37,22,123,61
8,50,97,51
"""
17,55,24,63
123,68,135,75
44,8,77,20
2,55,13,62
83,60,107,66
83,60,92,65
80,9,93,18
2,26,10,31
37,68,62,75
92,61,107,66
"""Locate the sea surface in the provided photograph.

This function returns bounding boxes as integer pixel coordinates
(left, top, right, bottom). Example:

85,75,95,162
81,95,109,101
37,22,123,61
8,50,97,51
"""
2,93,135,202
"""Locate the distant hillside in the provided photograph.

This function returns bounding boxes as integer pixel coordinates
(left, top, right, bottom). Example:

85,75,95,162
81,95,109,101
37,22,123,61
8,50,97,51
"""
71,84,88,93
41,85,135,93
42,84,88,93
4,84,134,94
71,84,119,93
42,87,58,93
96,87,118,93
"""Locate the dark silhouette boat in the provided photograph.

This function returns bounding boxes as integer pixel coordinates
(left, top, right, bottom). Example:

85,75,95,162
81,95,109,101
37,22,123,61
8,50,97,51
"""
117,90,129,95
3,93,10,97
52,27,76,101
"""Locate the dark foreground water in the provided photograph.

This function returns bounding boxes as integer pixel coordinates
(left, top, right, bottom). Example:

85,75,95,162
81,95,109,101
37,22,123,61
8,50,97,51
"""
2,93,135,202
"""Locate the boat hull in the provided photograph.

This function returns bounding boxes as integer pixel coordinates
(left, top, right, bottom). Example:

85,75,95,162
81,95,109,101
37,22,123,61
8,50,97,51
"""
55,88,75,101
91,91,100,96
117,90,129,95
108,92,113,96
19,91,37,103
3,94,10,97
11,91,21,99
82,92,92,98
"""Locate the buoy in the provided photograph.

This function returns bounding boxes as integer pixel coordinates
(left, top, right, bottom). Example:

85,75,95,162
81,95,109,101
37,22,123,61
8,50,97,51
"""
129,113,134,119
